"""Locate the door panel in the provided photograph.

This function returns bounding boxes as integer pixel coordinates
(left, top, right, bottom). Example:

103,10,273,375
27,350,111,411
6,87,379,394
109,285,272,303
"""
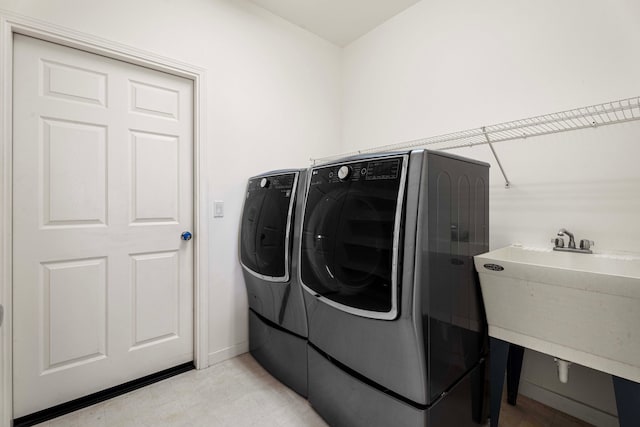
131,251,180,348
43,118,107,226
130,80,180,119
43,257,107,371
131,131,179,223
12,34,194,417
42,59,108,106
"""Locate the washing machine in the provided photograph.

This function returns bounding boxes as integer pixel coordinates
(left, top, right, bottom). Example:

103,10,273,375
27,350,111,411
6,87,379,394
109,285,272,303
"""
240,169,308,397
300,150,489,426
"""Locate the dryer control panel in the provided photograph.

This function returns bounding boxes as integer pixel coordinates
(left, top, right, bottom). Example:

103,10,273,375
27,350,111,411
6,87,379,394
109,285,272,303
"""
311,157,401,185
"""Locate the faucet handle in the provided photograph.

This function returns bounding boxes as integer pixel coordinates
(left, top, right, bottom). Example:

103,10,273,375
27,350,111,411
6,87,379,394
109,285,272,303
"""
552,237,565,248
580,239,594,250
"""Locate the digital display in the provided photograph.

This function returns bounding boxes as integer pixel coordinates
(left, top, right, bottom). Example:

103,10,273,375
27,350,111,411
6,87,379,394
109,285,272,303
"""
365,159,400,180
271,174,295,190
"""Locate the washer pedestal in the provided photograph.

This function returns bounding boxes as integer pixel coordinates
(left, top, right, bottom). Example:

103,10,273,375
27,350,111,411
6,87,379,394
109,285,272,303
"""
249,310,307,397
307,345,486,427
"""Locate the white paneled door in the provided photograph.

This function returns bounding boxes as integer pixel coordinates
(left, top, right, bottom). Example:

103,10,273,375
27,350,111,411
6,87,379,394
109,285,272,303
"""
12,34,194,417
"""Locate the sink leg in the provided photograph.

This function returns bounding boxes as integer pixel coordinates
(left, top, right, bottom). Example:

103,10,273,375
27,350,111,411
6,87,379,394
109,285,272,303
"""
507,344,525,405
490,337,509,427
613,376,640,427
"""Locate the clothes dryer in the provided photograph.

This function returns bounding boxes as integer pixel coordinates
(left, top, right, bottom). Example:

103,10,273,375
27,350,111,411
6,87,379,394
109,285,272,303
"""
300,150,489,426
240,169,308,397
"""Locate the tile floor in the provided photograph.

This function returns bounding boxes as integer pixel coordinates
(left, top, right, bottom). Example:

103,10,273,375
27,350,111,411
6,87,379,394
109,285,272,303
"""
36,353,594,427
36,354,326,427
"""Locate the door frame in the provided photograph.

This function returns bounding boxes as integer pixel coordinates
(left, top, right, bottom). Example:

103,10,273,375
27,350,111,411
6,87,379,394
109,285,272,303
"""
0,13,209,425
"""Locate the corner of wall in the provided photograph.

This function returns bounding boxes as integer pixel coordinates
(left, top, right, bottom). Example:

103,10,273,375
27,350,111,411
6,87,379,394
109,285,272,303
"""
208,341,249,367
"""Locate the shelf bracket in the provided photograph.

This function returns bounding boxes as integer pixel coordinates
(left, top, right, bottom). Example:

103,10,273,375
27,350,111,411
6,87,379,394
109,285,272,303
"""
483,126,510,189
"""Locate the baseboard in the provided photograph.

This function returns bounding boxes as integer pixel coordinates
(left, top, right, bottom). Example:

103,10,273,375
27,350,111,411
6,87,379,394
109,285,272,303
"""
208,341,249,366
519,380,618,427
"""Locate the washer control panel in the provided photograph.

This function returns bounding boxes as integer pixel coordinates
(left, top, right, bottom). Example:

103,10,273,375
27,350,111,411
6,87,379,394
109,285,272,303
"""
247,173,296,193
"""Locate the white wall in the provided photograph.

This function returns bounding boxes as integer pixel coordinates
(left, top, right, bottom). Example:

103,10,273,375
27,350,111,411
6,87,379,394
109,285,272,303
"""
4,0,637,423
342,0,640,424
0,0,342,363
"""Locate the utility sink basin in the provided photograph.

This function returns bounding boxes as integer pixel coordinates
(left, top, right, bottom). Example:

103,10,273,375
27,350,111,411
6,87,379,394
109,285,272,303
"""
474,245,640,382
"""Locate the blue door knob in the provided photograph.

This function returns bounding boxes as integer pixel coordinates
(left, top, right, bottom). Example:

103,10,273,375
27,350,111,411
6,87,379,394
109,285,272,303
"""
181,231,192,241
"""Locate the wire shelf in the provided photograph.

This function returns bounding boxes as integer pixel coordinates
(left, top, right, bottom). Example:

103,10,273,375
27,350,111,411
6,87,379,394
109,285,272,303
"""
310,96,640,172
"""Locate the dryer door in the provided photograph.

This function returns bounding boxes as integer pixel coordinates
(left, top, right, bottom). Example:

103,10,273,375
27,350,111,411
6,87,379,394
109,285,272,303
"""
301,156,407,319
240,172,298,281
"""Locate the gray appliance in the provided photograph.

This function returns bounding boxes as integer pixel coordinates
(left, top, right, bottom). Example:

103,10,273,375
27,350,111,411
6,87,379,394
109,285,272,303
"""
300,150,489,426
240,169,308,397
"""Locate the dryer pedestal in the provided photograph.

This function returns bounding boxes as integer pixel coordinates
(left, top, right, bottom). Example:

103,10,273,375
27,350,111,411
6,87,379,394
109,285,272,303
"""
307,345,487,427
249,310,307,397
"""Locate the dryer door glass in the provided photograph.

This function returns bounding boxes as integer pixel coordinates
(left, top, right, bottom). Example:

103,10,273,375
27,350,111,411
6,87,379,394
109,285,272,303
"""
240,172,297,279
301,157,404,315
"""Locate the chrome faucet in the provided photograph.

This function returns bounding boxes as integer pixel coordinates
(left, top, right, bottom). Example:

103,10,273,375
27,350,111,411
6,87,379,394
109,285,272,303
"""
557,228,576,249
552,228,593,254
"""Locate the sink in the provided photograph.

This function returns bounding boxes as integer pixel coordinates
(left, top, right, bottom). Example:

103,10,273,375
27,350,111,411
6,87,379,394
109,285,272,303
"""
474,245,640,382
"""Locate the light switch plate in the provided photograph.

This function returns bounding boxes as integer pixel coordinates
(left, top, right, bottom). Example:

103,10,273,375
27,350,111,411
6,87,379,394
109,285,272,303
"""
213,200,224,218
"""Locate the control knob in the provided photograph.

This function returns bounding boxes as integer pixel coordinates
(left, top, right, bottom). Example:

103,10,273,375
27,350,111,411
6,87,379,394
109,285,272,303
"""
260,178,269,188
337,165,351,181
